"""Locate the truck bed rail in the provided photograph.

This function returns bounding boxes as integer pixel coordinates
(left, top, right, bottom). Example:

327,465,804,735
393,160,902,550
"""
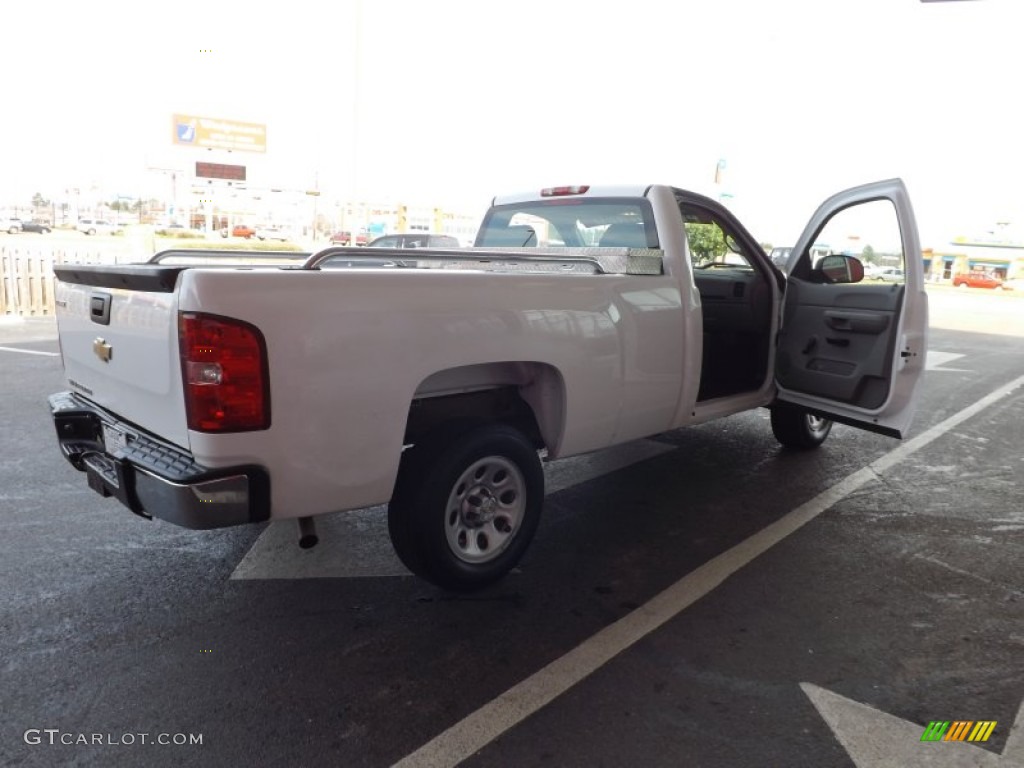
303,246,664,276
147,249,311,266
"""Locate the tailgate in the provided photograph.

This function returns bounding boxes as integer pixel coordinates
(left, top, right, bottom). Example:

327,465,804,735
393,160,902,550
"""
54,265,191,450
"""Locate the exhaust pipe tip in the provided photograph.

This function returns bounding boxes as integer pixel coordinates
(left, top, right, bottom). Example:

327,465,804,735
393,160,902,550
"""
298,516,319,549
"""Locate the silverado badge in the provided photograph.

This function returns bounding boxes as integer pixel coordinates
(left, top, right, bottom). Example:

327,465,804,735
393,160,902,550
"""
92,337,113,363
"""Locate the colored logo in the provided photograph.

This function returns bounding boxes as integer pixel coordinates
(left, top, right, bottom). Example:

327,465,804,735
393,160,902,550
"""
176,120,197,143
920,720,997,743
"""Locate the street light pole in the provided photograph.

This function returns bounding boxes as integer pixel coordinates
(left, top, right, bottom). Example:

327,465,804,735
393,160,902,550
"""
352,0,362,204
312,175,319,243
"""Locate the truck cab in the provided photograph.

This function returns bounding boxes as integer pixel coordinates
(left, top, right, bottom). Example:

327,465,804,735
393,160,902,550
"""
474,180,927,440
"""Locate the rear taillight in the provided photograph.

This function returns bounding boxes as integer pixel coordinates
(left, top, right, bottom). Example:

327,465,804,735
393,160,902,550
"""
179,313,269,432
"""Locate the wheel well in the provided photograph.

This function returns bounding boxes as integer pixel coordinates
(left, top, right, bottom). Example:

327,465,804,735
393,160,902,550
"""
404,386,542,448
404,363,565,452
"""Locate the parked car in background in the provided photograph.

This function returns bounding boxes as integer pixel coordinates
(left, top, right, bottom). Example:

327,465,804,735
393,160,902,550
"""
255,226,291,242
873,266,904,282
18,220,53,234
222,224,256,239
3,217,23,234
768,247,792,269
953,269,1004,290
367,233,461,249
77,219,122,236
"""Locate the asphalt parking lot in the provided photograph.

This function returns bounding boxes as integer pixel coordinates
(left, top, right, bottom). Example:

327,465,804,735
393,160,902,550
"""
1,289,1022,768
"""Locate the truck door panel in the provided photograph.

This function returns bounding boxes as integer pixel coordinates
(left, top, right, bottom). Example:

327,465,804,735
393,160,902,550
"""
776,279,902,409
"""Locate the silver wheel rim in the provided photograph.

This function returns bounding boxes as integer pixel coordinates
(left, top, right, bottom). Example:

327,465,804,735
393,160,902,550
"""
444,455,525,565
806,414,831,438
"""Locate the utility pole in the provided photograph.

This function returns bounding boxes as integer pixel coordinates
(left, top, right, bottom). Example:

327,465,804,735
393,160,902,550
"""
146,166,183,225
351,0,363,205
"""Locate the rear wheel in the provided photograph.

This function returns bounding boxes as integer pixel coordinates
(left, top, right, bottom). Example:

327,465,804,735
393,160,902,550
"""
388,423,544,591
771,406,833,450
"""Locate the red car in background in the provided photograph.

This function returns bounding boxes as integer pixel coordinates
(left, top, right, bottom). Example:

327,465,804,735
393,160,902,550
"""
330,230,369,246
953,269,1005,289
221,224,256,239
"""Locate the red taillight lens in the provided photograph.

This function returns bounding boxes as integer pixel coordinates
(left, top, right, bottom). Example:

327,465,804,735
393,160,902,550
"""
179,313,269,432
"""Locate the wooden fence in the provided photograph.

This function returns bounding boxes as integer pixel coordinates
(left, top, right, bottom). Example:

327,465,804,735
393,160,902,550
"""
0,245,127,317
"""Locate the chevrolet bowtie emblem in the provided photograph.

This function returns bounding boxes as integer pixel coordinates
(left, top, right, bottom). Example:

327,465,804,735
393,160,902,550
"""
93,337,113,363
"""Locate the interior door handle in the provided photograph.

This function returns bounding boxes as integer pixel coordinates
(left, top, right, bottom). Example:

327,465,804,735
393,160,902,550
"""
825,337,850,347
824,310,889,334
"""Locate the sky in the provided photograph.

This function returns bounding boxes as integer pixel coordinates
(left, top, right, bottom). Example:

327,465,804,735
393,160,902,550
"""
1,0,1021,248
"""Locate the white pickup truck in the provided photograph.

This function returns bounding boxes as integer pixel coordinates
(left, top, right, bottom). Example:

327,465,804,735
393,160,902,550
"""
49,180,928,590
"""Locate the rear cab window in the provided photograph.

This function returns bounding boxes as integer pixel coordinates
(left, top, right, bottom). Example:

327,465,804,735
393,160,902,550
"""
476,198,659,249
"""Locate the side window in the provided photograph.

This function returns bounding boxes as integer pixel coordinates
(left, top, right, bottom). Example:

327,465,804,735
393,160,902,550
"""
679,205,757,270
797,200,903,285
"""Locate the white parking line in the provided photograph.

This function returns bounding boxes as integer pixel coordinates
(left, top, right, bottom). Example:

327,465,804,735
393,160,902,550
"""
925,350,968,372
392,372,1024,768
0,345,59,357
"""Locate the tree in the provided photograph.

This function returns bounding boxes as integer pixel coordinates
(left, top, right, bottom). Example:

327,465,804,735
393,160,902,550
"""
31,192,50,208
686,223,728,264
108,199,138,212
861,244,876,264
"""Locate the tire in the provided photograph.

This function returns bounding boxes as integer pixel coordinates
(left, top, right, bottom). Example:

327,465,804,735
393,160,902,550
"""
957,281,968,289
771,406,833,450
388,423,544,591
87,228,96,235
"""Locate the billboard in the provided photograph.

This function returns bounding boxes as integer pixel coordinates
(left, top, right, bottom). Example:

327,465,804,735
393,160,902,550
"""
172,114,266,153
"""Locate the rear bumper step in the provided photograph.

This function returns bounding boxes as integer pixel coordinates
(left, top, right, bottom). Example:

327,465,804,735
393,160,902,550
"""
49,391,270,529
